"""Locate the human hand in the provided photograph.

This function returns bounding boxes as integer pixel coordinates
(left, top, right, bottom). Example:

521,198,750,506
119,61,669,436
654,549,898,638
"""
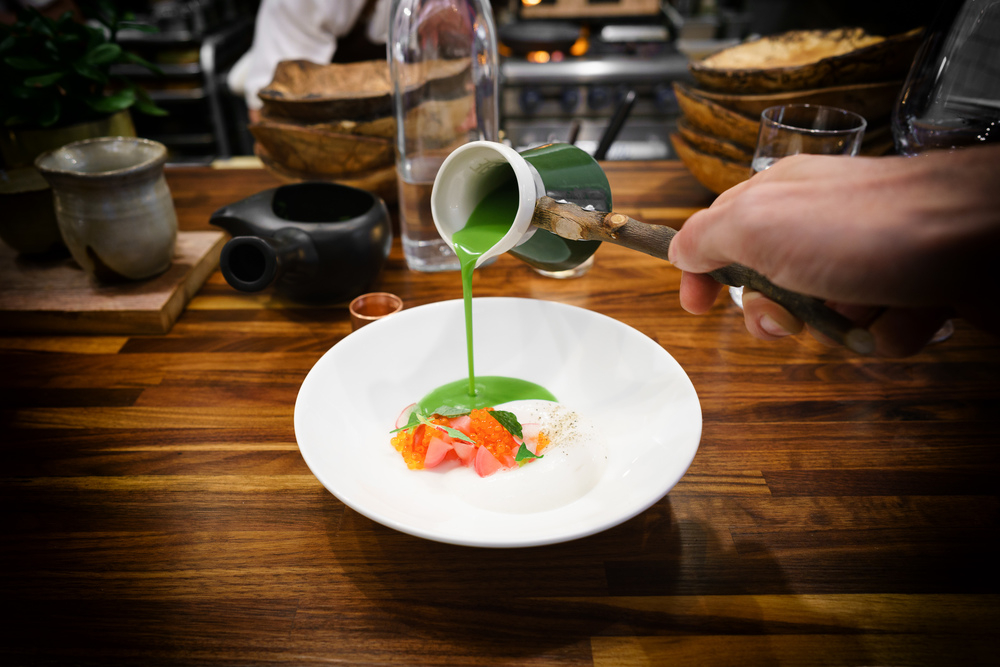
668,144,1000,356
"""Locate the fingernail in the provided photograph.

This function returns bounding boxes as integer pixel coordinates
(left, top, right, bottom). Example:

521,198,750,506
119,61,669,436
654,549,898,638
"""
667,241,678,265
760,314,793,337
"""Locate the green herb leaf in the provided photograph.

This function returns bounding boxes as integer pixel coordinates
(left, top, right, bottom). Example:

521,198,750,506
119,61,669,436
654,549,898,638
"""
433,424,476,443
489,410,523,439
515,443,543,463
416,413,475,444
431,405,470,418
389,410,420,434
389,407,476,443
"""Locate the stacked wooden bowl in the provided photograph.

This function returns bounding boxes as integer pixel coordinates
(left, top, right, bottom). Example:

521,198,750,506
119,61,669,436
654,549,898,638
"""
671,27,924,194
251,58,476,204
251,59,398,203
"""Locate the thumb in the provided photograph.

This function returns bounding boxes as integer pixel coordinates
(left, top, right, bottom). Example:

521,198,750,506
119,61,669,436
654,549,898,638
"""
668,207,736,274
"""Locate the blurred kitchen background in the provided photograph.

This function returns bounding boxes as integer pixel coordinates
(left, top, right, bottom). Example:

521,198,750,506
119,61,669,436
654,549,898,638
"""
108,0,938,165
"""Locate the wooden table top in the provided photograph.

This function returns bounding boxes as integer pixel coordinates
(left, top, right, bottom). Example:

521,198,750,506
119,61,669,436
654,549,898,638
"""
3,162,999,666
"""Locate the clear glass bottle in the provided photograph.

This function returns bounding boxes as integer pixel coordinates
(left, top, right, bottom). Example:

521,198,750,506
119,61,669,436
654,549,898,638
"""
891,0,999,343
893,0,1000,155
388,0,499,272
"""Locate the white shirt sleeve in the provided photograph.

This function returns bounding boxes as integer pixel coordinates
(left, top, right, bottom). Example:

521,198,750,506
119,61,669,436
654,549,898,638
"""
366,0,393,46
228,0,372,110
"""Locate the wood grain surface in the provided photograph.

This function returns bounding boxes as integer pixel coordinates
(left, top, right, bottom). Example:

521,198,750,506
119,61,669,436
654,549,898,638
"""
2,162,998,666
0,231,225,335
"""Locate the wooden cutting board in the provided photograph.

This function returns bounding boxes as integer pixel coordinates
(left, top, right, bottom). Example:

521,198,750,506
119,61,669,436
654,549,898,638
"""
0,230,225,335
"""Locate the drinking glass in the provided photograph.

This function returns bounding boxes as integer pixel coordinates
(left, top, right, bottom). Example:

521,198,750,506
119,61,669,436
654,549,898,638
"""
730,104,867,307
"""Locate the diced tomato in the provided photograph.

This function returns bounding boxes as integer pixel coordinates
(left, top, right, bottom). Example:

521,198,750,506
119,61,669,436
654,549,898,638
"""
452,440,476,464
450,414,472,436
473,444,504,477
424,435,453,468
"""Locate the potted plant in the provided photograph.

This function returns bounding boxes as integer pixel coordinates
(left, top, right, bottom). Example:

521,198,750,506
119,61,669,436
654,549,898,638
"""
0,1,166,254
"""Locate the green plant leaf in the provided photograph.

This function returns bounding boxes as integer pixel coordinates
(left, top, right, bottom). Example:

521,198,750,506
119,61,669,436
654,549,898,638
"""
28,14,55,39
489,410,523,440
54,10,76,29
84,23,105,51
514,443,543,463
85,87,135,113
1,2,162,128
121,51,163,76
72,60,107,83
84,0,117,30
37,98,61,127
85,43,121,65
24,71,64,87
53,30,84,48
9,84,35,99
132,93,168,117
118,22,159,34
4,114,31,127
4,55,48,71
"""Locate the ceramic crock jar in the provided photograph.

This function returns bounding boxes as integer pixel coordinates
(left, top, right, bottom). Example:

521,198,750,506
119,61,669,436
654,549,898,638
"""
34,136,177,281
1,110,136,256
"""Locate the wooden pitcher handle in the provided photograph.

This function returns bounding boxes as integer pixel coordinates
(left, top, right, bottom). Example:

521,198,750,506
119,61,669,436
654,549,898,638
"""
532,196,875,354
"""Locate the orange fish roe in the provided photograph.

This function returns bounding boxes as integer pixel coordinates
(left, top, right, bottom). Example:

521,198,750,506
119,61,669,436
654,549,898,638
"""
390,417,449,469
467,408,517,462
390,405,550,475
390,426,424,469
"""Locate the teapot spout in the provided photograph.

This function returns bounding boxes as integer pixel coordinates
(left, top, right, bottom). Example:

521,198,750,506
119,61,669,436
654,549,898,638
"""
219,227,317,292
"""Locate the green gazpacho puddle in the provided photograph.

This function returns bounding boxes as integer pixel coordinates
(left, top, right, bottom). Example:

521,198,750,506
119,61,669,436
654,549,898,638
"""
415,171,556,414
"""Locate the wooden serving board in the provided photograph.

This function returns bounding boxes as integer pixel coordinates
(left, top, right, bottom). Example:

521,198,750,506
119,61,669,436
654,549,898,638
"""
0,230,225,335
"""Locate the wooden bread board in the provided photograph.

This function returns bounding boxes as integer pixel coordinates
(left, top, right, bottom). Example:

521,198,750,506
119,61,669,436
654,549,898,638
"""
0,230,225,335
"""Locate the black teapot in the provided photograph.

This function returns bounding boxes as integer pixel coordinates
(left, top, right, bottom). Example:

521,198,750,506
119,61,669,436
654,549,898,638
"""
210,182,392,304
